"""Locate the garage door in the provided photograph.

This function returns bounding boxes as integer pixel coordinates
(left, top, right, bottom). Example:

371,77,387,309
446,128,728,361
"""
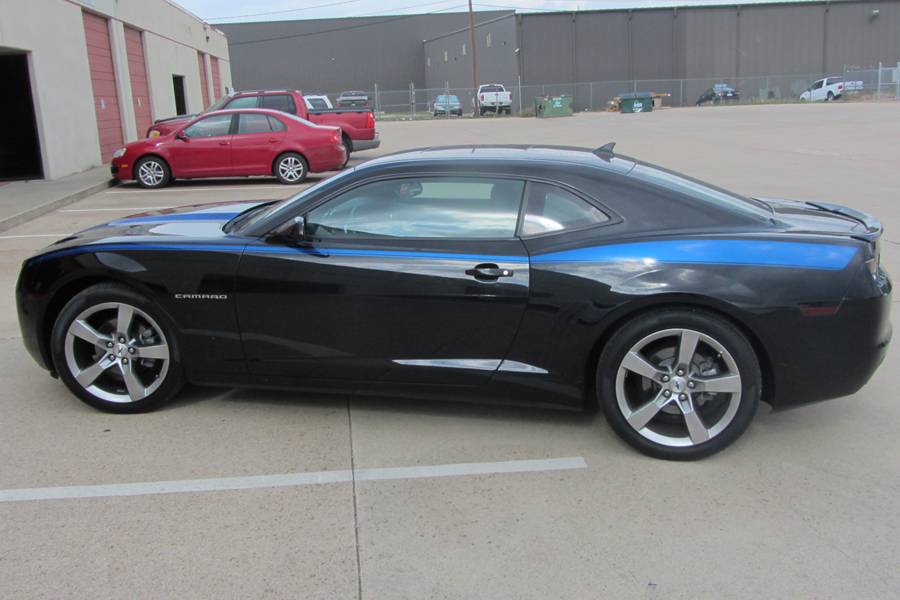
211,57,221,102
125,27,152,139
83,11,123,162
198,52,210,109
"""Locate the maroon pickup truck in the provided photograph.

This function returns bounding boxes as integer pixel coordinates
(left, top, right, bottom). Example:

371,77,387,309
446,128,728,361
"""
147,90,380,156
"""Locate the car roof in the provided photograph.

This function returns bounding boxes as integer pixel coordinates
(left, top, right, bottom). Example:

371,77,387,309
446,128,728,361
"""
359,145,636,174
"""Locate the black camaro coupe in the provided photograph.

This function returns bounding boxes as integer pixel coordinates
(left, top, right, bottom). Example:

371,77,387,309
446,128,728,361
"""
16,144,891,460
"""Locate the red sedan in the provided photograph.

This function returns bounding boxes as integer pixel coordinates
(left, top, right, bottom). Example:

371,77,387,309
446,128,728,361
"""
111,109,347,188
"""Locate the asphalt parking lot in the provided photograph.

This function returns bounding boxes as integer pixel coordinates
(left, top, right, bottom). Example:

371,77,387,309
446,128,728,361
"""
2,102,899,599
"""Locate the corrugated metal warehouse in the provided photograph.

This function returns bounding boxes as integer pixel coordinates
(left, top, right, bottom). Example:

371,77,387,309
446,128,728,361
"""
220,0,900,110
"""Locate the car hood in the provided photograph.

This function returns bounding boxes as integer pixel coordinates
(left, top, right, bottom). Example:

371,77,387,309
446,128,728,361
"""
148,116,193,136
32,201,272,257
757,197,882,240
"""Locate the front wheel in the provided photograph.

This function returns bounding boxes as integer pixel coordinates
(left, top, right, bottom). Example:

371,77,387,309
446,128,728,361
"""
51,283,185,413
274,152,308,184
134,156,170,189
597,309,761,460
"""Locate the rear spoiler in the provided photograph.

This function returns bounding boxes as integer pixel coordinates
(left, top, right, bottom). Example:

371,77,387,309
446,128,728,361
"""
805,201,883,240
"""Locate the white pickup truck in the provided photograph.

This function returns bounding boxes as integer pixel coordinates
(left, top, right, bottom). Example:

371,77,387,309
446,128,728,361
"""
800,77,863,102
473,84,513,115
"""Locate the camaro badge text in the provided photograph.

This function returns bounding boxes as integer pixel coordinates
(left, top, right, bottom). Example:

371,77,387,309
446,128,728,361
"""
174,294,228,299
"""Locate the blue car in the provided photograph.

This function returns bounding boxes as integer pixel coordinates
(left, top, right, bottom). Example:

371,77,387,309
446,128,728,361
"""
432,95,463,116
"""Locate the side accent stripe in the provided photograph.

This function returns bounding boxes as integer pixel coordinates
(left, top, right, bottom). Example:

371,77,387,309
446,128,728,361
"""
32,244,528,265
533,240,858,271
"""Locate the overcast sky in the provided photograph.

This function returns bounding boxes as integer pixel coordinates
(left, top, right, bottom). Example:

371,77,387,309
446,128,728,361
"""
173,0,822,24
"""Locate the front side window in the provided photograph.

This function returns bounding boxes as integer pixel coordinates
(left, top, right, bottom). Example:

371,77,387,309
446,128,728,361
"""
812,80,824,90
522,182,609,236
307,177,524,239
225,96,259,109
183,114,233,138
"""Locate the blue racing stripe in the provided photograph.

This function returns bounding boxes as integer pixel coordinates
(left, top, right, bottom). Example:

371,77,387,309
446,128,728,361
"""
244,247,530,263
31,243,528,265
533,240,857,271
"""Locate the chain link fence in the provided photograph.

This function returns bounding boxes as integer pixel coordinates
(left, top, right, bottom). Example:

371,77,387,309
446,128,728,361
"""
319,66,900,117
843,63,900,102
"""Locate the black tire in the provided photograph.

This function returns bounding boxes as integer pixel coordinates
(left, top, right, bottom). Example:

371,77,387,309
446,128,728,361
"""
51,283,185,414
274,152,308,184
827,91,835,101
479,107,485,116
596,308,761,460
134,156,170,189
339,139,351,170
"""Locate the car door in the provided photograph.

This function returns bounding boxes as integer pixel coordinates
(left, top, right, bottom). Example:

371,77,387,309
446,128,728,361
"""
234,176,530,385
170,113,234,178
231,113,288,176
810,79,825,101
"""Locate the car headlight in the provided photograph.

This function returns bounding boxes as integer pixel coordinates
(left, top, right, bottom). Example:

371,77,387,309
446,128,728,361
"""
148,130,160,138
113,148,127,158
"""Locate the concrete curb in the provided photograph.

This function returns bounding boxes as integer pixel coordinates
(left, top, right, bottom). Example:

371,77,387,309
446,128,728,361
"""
0,178,118,235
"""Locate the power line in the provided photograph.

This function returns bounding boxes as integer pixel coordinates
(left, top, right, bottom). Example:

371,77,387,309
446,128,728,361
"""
204,0,368,22
228,5,490,46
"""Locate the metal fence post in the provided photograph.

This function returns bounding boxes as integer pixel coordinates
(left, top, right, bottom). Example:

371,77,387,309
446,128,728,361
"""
518,74,524,115
444,81,450,118
374,83,380,116
410,82,415,117
877,62,882,100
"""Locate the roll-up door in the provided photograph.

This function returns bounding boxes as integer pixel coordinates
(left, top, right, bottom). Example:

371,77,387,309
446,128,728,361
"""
125,27,152,138
211,57,221,101
82,11,123,162
198,52,210,109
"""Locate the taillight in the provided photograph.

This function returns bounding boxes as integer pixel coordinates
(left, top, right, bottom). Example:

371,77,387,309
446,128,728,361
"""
332,129,342,143
337,101,342,107
365,100,369,106
481,94,485,101
838,84,843,90
366,111,374,128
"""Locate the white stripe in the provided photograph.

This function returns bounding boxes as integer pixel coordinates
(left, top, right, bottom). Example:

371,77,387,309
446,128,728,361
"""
60,207,173,212
355,457,587,482
104,186,297,193
0,457,586,503
0,234,70,239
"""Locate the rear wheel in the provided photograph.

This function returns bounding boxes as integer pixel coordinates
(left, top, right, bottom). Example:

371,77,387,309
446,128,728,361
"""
51,284,185,413
597,309,761,460
274,152,308,184
339,139,351,170
827,91,835,101
134,156,170,189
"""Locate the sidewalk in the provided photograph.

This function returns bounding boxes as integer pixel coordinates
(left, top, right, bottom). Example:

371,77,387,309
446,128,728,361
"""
0,166,117,234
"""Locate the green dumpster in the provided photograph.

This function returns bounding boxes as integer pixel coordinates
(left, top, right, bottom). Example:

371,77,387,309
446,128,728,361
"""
619,92,653,113
535,95,573,118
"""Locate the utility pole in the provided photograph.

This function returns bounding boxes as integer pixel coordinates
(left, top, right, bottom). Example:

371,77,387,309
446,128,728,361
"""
468,0,478,114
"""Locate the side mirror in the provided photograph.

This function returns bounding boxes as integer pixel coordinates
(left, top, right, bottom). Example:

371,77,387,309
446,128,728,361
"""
289,216,306,243
176,130,188,140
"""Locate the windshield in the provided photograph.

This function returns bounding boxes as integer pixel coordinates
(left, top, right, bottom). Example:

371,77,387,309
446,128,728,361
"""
232,167,361,235
206,95,233,112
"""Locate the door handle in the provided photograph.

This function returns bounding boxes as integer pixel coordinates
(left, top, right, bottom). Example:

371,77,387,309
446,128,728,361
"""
268,138,278,143
219,141,230,146
466,263,514,281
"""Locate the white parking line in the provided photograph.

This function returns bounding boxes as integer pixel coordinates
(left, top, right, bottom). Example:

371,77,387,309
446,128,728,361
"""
0,457,587,503
104,186,296,193
0,234,69,239
60,207,173,212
